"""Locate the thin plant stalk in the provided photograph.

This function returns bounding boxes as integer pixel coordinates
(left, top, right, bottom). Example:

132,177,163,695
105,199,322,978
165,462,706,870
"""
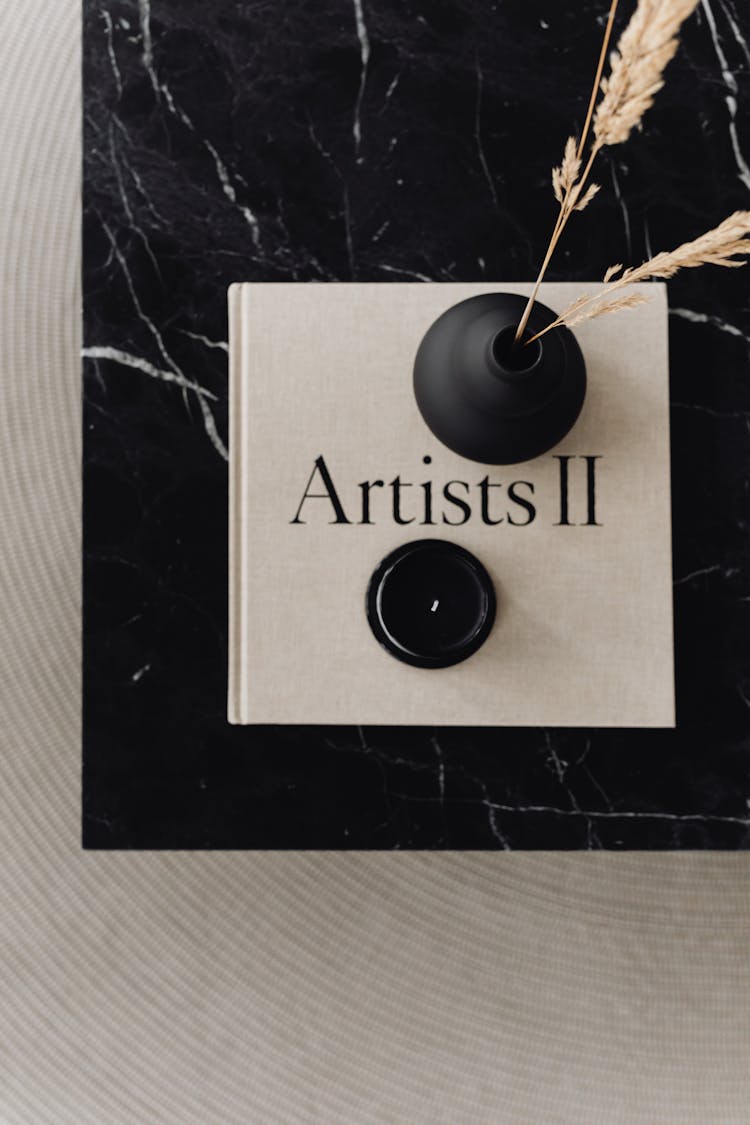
516,0,701,346
513,0,620,345
576,0,621,159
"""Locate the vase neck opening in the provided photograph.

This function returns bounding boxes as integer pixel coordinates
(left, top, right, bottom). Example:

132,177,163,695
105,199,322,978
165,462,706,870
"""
490,325,543,377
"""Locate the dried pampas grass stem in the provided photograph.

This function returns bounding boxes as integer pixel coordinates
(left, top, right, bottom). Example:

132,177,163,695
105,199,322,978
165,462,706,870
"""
513,0,619,344
524,211,750,343
514,0,700,345
576,0,622,159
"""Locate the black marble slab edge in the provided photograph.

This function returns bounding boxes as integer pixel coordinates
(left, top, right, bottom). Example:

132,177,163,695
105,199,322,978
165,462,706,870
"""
82,0,750,849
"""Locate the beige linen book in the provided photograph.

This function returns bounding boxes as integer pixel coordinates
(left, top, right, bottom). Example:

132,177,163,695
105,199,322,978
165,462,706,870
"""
229,282,674,727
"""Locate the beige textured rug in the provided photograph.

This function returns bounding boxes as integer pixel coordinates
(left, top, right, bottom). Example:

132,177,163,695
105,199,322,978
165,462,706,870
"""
1,2,748,1121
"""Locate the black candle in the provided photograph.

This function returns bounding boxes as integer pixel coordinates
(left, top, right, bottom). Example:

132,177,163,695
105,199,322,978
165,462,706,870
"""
366,539,496,668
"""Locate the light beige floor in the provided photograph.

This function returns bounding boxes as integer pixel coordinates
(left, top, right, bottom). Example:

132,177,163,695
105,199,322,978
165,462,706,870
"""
1,2,748,1122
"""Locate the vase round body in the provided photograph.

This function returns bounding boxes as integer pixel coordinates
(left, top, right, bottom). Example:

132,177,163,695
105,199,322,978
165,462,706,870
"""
413,292,586,465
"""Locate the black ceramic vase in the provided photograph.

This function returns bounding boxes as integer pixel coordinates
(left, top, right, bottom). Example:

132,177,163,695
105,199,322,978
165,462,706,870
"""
413,292,586,464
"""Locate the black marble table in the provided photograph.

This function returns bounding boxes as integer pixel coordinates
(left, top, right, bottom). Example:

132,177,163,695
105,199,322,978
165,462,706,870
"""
83,0,750,848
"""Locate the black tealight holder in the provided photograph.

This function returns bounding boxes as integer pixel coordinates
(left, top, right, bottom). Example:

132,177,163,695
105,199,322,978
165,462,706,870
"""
366,540,496,668
413,292,586,465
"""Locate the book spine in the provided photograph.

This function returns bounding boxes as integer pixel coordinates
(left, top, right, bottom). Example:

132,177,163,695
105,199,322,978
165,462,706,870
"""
227,284,246,723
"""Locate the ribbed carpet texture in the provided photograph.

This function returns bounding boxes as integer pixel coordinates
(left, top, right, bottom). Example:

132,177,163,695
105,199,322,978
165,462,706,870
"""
1,1,749,1121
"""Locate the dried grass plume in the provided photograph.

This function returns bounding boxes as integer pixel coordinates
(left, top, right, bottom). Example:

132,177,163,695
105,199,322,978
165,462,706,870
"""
526,211,750,342
594,0,701,149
